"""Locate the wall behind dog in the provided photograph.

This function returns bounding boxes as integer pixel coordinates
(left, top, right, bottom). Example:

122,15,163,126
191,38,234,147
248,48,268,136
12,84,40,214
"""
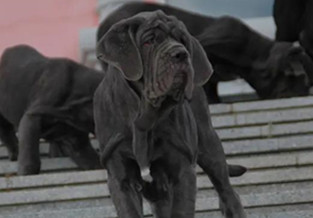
0,0,98,61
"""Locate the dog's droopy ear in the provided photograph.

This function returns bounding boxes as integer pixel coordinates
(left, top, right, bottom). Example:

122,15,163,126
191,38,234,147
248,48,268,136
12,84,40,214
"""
97,17,144,81
170,17,214,86
190,37,214,86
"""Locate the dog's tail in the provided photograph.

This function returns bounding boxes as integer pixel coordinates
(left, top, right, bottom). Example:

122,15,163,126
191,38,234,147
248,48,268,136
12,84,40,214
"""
228,164,247,177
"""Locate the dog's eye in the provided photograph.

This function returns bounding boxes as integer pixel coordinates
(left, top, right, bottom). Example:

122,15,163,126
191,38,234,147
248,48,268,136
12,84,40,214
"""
143,34,156,46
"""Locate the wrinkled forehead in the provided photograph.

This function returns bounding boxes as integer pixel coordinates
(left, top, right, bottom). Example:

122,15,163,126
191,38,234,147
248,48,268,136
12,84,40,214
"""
134,11,189,45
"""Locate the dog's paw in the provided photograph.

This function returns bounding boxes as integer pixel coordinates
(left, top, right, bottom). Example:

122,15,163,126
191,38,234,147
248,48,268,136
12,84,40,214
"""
17,162,40,175
142,170,171,202
220,192,246,218
8,151,18,161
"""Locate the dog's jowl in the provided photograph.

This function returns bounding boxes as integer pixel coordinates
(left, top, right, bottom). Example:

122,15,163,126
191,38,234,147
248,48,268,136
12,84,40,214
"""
95,11,245,218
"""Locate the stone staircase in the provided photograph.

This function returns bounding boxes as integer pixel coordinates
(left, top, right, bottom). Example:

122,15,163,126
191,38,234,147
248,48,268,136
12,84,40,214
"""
1,96,313,217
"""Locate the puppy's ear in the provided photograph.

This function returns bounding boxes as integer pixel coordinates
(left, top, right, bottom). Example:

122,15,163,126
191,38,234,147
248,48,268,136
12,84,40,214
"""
190,37,214,86
97,17,144,81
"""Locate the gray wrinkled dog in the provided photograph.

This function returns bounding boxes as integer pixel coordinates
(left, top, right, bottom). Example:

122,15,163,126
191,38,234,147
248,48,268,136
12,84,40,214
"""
95,11,245,218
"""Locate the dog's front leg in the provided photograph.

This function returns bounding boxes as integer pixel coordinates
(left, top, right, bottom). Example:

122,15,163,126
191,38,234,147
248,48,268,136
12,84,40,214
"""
149,186,174,218
191,88,246,218
17,114,41,175
197,129,246,218
0,114,19,161
171,165,197,218
106,152,144,218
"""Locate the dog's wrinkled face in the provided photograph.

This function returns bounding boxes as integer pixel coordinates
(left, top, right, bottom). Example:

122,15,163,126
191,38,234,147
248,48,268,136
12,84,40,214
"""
254,42,313,98
97,11,213,107
137,16,194,107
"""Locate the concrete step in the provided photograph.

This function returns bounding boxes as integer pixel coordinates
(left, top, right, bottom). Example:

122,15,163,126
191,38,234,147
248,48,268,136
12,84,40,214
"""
1,164,312,207
2,155,313,195
222,134,313,155
0,143,47,159
2,185,313,218
1,96,313,217
4,207,313,218
1,96,312,158
212,107,313,128
2,135,313,176
1,130,313,162
1,181,313,217
209,96,313,115
2,133,313,175
1,165,313,211
1,146,313,178
217,120,313,140
0,169,105,191
0,157,78,176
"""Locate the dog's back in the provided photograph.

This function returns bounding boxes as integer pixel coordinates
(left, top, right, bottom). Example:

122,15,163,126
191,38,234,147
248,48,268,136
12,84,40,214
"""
0,45,104,128
0,45,48,125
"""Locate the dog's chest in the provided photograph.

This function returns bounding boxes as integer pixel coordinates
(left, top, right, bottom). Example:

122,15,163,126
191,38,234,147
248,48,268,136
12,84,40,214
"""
148,103,198,160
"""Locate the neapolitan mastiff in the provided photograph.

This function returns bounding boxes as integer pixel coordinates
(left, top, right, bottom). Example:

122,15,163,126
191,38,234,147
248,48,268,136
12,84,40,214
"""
274,0,313,58
0,45,102,175
95,11,245,217
98,2,313,103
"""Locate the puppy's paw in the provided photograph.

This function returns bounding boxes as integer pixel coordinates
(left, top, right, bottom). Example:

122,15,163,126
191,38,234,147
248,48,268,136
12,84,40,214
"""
8,151,18,161
17,162,40,175
143,171,171,202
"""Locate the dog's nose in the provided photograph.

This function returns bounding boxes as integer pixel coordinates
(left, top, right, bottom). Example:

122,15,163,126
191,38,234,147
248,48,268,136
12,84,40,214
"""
171,49,188,62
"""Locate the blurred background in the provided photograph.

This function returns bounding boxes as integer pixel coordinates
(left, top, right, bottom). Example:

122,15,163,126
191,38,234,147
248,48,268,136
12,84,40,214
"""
0,0,275,62
0,0,276,98
0,0,98,61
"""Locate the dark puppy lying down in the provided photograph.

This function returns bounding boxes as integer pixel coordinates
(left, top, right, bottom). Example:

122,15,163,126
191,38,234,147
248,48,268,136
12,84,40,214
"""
0,45,102,175
97,2,313,102
95,11,245,218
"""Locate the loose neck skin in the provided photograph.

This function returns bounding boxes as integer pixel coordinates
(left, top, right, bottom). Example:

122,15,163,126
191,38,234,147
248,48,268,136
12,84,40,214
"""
133,94,182,182
105,65,181,181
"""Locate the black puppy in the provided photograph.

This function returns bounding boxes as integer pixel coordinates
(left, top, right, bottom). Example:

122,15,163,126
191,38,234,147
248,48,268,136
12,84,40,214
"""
274,0,313,58
0,45,102,175
98,2,313,103
95,11,245,218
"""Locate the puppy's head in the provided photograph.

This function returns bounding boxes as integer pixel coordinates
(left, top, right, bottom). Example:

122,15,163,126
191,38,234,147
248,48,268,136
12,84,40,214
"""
97,10,213,107
254,42,313,98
